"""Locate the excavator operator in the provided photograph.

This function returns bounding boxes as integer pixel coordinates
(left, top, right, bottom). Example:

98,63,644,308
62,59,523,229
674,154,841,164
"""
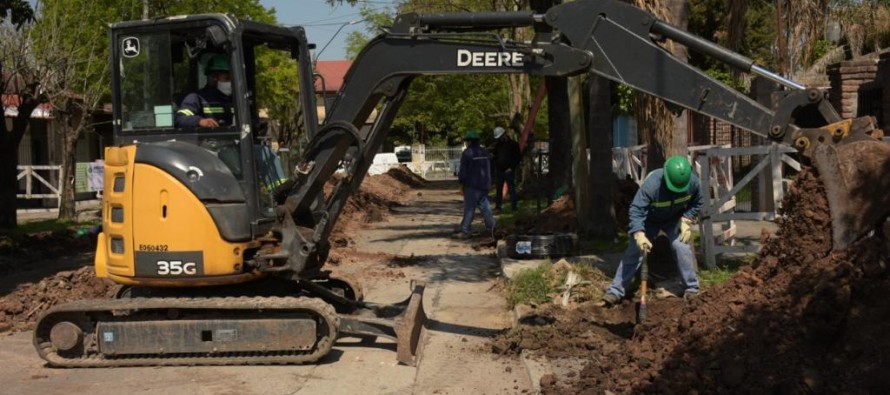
175,54,233,128
175,54,287,195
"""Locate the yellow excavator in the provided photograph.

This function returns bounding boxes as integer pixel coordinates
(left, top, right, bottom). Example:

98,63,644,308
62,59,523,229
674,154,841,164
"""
34,0,888,367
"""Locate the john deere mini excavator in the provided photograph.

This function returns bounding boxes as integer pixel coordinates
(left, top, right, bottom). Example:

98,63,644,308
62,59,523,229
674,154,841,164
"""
34,0,888,367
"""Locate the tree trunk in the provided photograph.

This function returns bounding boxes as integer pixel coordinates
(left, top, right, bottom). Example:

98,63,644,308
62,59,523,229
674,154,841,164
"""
0,95,37,229
57,111,85,221
569,76,593,234
545,76,572,199
642,0,690,169
0,143,20,229
587,73,616,238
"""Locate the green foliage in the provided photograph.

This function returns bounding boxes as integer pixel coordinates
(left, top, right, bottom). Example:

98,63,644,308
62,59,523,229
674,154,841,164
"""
698,253,755,289
344,5,395,59
613,83,635,115
254,46,300,135
698,265,735,288
0,0,33,27
687,0,777,82
507,264,556,307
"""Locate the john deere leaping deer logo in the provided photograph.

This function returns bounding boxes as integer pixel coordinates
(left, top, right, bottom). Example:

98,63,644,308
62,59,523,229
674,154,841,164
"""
122,37,140,58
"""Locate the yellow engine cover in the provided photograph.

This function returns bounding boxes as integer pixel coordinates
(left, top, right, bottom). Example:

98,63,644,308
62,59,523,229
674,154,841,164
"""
96,146,260,287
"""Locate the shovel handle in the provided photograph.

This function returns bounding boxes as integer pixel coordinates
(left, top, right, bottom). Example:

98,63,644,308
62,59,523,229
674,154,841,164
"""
638,252,649,323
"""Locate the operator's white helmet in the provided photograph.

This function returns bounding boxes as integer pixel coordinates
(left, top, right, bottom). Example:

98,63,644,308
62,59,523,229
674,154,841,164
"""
493,126,506,139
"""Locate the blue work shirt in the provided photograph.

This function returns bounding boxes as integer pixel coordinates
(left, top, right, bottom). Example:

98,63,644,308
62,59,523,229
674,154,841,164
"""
458,142,492,191
174,87,233,127
628,168,703,234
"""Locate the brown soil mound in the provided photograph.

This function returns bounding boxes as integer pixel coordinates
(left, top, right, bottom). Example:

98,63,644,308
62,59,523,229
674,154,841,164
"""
386,165,426,188
0,266,116,332
331,171,422,248
521,195,577,234
496,167,890,394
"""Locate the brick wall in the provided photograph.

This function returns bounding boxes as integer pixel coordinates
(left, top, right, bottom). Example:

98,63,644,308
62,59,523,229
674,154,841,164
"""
827,59,879,119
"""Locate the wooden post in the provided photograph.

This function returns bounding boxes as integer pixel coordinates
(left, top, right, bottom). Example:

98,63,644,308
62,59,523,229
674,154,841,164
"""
699,153,716,269
569,75,593,234
769,144,784,211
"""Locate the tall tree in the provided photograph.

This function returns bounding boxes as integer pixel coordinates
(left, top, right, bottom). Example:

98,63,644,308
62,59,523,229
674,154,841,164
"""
31,0,118,220
633,0,689,168
0,0,36,229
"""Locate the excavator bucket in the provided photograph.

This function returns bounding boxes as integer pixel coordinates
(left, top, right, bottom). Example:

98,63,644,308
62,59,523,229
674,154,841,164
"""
810,139,890,250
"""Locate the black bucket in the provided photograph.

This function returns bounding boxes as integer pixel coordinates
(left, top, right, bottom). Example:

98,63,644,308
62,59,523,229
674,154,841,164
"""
505,233,578,259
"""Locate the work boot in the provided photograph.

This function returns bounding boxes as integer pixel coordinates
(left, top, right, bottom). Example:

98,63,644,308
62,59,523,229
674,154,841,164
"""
452,231,471,240
598,292,620,307
683,289,699,300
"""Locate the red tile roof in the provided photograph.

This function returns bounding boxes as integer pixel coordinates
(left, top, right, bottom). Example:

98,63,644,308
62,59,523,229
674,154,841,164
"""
314,60,352,93
2,94,54,118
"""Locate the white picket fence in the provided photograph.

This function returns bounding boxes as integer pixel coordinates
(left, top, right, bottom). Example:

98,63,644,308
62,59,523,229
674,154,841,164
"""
694,144,800,268
17,165,63,207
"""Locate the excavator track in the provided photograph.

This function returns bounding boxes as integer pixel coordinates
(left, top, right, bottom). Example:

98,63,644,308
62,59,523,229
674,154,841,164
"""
33,297,339,367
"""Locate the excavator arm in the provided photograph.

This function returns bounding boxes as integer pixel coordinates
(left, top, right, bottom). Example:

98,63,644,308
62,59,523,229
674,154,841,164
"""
262,0,885,280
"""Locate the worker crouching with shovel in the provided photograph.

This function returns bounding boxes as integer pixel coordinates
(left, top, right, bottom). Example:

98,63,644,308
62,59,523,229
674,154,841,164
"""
599,155,703,308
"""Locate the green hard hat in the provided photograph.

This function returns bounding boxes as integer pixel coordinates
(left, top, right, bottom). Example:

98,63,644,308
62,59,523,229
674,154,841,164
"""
205,54,230,74
464,130,480,140
664,155,692,193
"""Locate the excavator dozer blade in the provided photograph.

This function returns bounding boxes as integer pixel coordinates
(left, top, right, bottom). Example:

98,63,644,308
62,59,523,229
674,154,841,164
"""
394,281,427,366
337,280,427,366
811,139,890,250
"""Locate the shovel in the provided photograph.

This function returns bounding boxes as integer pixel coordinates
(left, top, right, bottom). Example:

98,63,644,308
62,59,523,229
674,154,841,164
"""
637,251,649,324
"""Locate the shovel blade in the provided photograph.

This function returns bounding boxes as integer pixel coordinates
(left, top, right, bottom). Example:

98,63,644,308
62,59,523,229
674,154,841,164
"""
811,140,890,249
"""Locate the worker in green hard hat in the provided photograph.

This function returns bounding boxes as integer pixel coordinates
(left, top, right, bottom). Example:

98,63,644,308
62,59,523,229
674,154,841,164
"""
175,54,233,128
600,155,703,307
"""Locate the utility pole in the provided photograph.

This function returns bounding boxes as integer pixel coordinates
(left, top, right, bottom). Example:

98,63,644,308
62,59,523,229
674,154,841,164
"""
143,0,149,20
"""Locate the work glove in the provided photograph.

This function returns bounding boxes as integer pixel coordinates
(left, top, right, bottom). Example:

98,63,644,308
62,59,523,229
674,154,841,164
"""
634,231,652,254
679,217,693,243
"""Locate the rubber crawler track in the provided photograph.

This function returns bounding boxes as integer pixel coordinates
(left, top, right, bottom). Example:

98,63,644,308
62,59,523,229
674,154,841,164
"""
33,297,339,367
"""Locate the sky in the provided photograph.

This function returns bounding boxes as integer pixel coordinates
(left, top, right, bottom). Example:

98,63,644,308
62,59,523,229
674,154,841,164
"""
259,0,400,61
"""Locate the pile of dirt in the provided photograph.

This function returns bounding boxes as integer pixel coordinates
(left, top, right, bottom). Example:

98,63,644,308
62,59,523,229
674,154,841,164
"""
386,165,427,189
331,170,424,248
495,167,890,394
517,195,577,234
0,266,116,332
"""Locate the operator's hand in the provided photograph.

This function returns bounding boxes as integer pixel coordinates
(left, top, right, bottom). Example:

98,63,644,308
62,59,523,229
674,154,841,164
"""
634,231,652,254
198,118,220,128
679,217,693,243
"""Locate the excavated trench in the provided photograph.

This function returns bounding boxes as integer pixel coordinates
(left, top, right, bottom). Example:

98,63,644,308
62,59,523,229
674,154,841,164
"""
494,167,889,394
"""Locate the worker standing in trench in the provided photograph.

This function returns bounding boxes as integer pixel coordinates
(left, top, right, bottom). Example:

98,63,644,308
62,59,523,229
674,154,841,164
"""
599,155,703,306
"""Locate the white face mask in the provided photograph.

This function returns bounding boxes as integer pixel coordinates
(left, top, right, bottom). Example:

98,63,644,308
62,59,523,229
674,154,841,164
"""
217,81,232,96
